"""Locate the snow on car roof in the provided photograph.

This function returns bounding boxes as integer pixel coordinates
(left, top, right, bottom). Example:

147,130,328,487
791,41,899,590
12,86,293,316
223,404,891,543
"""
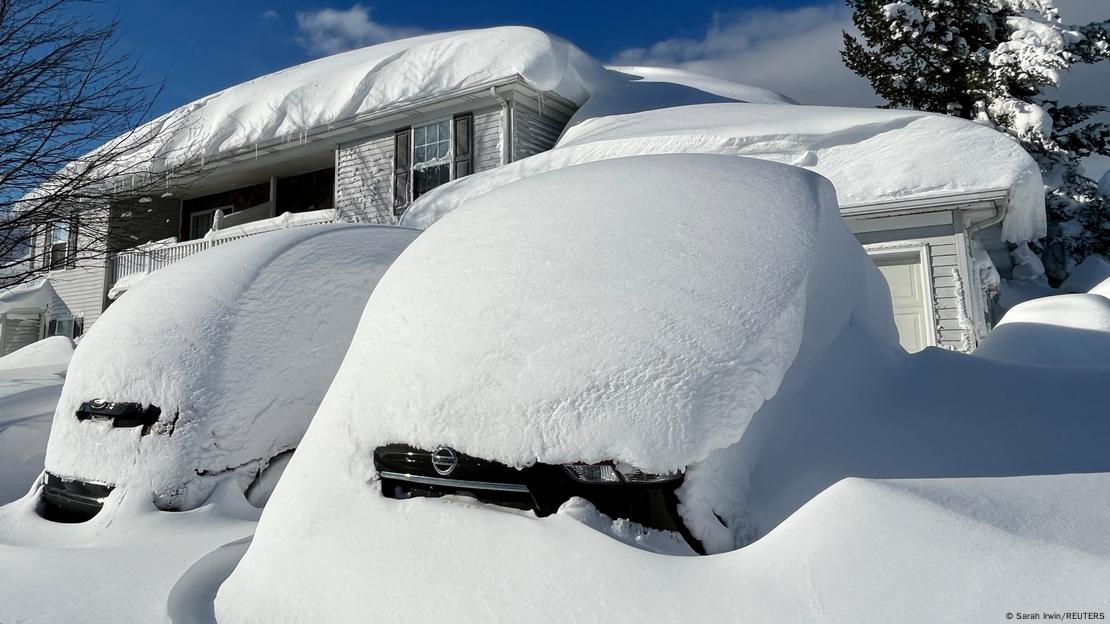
405,102,1045,243
44,224,420,510
317,153,893,475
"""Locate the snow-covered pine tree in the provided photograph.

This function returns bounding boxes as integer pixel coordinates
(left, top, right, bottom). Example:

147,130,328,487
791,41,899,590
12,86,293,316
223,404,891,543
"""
842,0,1110,284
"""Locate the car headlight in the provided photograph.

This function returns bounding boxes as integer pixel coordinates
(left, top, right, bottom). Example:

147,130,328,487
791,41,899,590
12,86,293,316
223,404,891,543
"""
561,461,681,484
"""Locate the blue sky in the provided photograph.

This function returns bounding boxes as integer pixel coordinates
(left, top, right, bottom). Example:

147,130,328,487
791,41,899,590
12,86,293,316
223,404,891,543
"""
92,0,834,115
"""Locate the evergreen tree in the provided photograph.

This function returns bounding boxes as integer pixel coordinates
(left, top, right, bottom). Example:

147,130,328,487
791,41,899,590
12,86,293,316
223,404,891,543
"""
842,0,1110,284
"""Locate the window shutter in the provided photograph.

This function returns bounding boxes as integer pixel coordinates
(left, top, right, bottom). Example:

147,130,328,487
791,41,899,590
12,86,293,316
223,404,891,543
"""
392,128,411,216
66,216,78,269
453,113,474,178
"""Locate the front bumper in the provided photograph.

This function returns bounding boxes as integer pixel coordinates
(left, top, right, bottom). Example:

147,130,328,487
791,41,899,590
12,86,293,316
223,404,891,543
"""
373,444,701,551
40,472,113,522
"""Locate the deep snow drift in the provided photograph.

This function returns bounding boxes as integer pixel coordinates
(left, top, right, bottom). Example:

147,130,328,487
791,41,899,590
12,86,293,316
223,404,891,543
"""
974,293,1110,367
45,224,419,511
402,103,1044,243
0,337,73,505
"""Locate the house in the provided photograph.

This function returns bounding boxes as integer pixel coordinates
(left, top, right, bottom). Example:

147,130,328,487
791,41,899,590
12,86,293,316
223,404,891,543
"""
1,27,595,355
0,28,1045,358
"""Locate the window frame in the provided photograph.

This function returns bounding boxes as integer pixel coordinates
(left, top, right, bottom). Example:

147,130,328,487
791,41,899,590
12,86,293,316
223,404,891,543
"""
48,218,74,270
188,207,222,240
409,117,454,201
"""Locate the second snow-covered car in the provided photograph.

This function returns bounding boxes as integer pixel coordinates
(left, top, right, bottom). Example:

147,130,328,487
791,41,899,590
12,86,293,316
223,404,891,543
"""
40,224,419,521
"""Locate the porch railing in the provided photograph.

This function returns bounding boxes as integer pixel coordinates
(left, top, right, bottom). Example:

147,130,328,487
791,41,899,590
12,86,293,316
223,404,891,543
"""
107,211,338,287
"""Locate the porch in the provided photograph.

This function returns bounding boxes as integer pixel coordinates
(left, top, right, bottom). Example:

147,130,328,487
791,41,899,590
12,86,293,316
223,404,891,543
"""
107,209,339,294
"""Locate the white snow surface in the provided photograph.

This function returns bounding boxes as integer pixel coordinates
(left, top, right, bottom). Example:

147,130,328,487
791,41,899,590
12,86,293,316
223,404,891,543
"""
205,209,337,241
312,154,894,476
1060,254,1110,293
44,224,419,511
403,103,1045,243
0,335,73,371
109,27,605,172
974,293,1110,368
0,277,56,314
0,338,72,505
605,66,796,106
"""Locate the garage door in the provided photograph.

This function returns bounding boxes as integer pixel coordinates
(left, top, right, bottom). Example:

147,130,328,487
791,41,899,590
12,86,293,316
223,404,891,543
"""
873,254,931,352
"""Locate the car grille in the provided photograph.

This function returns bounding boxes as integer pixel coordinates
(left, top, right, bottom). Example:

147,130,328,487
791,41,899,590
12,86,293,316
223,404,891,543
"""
40,472,113,522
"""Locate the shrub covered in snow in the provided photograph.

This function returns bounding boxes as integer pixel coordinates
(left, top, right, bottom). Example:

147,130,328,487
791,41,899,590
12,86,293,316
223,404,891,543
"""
44,224,419,512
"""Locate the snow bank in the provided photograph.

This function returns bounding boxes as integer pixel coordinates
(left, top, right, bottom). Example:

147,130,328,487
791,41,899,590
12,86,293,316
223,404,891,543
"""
217,465,1110,623
1060,254,1110,293
107,27,605,173
403,103,1045,243
45,224,419,511
1093,277,1110,299
0,477,259,624
973,294,1110,368
0,336,73,372
0,338,72,505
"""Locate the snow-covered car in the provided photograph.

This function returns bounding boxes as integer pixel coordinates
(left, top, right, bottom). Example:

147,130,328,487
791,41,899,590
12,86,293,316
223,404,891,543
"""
366,154,896,553
39,224,419,521
215,153,902,622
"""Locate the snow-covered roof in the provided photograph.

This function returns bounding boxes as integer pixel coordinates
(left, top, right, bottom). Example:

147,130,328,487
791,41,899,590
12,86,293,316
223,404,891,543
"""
0,278,55,314
45,224,420,510
108,27,605,173
605,66,796,106
404,102,1046,242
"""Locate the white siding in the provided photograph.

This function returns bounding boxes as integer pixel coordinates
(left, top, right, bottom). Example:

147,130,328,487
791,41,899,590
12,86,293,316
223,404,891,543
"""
37,207,109,331
473,106,502,173
48,263,106,327
335,106,505,224
335,132,395,224
512,102,567,161
926,239,972,351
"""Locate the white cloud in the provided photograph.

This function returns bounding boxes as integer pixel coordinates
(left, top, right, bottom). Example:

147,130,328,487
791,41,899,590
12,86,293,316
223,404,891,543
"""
295,4,423,57
613,4,882,107
261,9,279,21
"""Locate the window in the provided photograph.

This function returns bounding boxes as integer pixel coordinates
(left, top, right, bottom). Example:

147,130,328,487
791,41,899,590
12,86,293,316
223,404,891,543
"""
50,221,70,269
411,119,452,200
189,208,219,240
393,114,473,216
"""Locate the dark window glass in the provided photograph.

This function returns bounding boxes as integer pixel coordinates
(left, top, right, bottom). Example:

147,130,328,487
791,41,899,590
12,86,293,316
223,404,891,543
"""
413,164,450,200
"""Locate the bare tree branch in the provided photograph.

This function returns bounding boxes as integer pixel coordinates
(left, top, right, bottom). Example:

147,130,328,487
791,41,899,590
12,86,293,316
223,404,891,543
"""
0,0,202,290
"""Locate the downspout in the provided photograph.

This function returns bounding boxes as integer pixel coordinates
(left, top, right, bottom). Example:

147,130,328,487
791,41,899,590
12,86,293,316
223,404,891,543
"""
491,86,513,166
961,196,1009,343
